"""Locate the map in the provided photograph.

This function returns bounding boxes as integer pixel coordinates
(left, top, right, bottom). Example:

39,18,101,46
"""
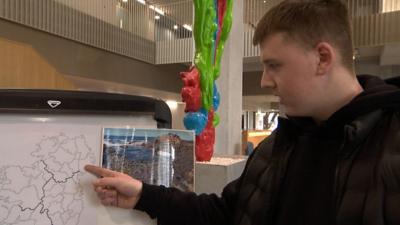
0,123,158,225
0,123,99,225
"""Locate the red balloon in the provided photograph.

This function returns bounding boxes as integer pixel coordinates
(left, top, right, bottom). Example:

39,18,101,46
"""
180,67,202,112
181,66,200,87
214,0,228,62
181,87,201,112
195,109,215,161
218,0,227,28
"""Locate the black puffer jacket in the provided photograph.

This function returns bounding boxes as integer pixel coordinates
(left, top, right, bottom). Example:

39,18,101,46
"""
135,75,400,225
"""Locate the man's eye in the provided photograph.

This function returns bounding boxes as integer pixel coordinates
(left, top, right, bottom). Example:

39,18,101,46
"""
268,63,280,69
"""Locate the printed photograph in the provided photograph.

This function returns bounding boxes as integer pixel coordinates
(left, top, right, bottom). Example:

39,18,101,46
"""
102,128,195,192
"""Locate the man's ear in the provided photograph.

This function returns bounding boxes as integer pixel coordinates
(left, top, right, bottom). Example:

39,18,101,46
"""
314,42,334,76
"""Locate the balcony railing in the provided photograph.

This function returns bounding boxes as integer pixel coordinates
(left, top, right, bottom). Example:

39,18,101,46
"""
1,0,399,64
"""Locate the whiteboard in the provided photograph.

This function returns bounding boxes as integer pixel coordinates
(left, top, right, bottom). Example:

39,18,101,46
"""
0,113,157,225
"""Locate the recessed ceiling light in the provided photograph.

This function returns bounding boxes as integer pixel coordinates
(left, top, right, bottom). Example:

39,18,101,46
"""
155,15,160,20
173,25,178,30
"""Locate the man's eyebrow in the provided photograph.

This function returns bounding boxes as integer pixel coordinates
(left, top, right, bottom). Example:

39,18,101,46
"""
261,58,279,64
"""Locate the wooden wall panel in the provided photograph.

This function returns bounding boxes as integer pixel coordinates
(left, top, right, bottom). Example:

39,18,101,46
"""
0,37,75,90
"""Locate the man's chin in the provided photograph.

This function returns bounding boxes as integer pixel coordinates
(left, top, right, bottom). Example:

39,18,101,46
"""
276,104,309,118
281,106,306,118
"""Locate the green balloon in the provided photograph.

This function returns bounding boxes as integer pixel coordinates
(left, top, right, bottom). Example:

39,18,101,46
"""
213,112,220,127
192,0,233,112
193,0,217,110
190,0,235,130
193,0,206,50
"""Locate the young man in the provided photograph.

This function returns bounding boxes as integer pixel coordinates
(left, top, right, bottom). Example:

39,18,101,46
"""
85,0,400,224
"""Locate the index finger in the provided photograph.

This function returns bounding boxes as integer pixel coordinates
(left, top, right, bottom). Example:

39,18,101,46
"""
84,165,117,177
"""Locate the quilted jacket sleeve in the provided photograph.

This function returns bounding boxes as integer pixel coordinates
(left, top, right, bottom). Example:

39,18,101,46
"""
133,134,273,225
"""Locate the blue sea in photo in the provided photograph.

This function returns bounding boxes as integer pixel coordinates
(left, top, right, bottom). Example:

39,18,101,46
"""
102,135,156,162
103,128,194,141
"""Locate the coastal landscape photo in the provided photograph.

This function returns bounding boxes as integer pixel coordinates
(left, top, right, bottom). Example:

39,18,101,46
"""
101,128,195,191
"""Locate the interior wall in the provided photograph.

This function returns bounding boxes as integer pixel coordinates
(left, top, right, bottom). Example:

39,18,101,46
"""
242,71,273,96
0,19,185,93
355,58,400,79
0,35,186,129
170,103,186,130
0,19,188,130
0,37,75,90
66,75,186,130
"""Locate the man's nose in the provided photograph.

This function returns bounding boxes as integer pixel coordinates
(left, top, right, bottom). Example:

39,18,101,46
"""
260,71,275,88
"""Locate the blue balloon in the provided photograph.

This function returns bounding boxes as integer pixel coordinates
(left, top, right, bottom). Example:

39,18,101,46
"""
184,111,208,135
200,107,209,116
213,84,220,111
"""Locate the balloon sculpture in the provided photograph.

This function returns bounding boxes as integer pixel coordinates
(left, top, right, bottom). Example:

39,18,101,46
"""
181,0,233,161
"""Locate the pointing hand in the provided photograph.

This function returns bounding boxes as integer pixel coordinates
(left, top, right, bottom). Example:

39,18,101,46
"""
85,165,143,209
